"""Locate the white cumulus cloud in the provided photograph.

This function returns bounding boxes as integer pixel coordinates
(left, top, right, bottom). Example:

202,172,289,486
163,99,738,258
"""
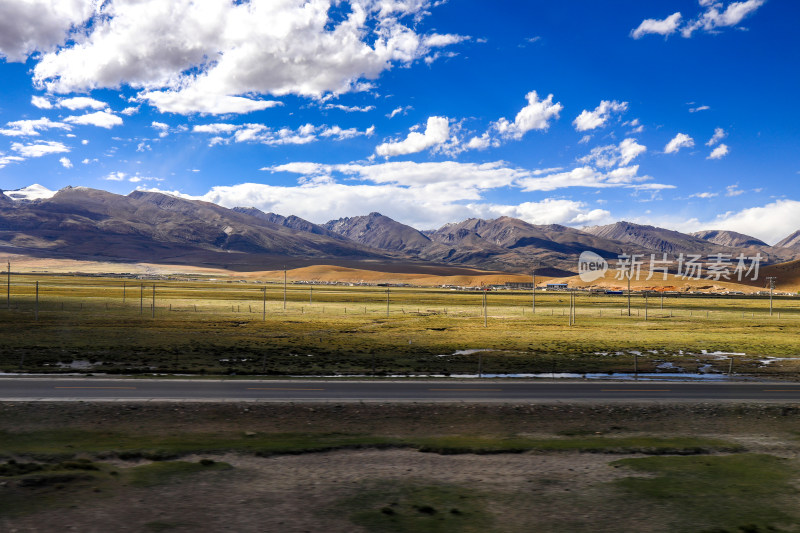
517,165,671,192
11,140,70,158
633,1,765,40
193,121,372,147
138,88,283,116
57,96,107,110
0,117,71,137
682,0,766,37
31,96,53,109
700,199,800,245
462,90,563,150
493,91,563,139
0,154,25,169
708,143,729,159
387,106,412,119
63,111,123,129
322,103,375,113
28,0,465,115
579,138,647,168
476,199,611,227
706,127,727,146
664,133,694,154
631,12,682,39
59,156,73,168
151,121,170,137
572,100,628,132
375,116,451,157
0,0,95,62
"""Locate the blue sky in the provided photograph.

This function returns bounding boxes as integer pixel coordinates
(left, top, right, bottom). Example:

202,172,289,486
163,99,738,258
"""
0,0,798,243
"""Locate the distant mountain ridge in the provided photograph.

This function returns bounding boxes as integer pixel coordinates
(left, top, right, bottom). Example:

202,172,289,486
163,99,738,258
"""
584,221,793,264
585,221,719,255
232,207,343,239
2,185,800,275
0,187,403,270
323,212,436,254
690,229,768,248
323,213,645,275
2,184,56,203
776,230,800,250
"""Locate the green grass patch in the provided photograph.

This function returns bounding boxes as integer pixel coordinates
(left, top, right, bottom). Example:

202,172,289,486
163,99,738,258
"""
0,429,742,460
0,457,230,518
336,481,492,533
126,460,232,487
611,454,800,532
0,429,402,460
3,275,800,376
0,459,110,518
414,435,742,455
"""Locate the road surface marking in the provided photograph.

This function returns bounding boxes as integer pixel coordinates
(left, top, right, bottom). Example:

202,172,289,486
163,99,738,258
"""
55,386,137,389
428,388,503,392
762,389,799,392
246,387,325,391
600,389,671,392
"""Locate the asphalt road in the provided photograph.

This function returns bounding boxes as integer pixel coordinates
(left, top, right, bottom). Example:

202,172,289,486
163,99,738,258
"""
1,378,800,402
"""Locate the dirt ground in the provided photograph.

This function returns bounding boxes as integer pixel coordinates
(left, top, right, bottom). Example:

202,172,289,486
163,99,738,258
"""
1,450,655,533
3,401,800,436
2,402,800,532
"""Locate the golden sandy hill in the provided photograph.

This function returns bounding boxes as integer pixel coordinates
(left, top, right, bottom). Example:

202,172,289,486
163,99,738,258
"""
545,271,767,294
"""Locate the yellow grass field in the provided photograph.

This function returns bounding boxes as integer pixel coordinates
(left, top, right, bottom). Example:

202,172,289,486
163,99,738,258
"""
1,270,800,377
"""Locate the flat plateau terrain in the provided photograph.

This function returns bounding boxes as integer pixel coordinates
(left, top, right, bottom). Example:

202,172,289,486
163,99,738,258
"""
1,402,800,532
2,274,800,378
3,273,800,531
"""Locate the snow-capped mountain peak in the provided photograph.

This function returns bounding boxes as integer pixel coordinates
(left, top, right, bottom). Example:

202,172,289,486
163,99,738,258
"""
3,184,56,202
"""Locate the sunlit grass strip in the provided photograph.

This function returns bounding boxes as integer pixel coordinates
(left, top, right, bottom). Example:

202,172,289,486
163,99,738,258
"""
0,430,742,460
2,274,800,375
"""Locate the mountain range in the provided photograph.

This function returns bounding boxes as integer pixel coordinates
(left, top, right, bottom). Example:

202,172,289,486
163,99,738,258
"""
1,184,799,276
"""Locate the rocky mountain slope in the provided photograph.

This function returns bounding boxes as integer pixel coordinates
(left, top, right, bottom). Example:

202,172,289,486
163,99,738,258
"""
776,230,800,250
3,185,800,275
0,187,403,270
690,229,768,248
585,221,794,264
323,212,436,254
232,207,344,239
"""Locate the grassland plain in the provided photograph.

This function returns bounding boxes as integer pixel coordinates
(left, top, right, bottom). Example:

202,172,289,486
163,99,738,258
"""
1,402,800,532
2,274,800,377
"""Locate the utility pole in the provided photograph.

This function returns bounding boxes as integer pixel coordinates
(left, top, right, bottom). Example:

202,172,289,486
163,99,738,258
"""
767,277,776,316
569,290,576,326
140,284,143,315
123,281,126,304
532,264,538,315
386,287,390,318
310,285,313,304
572,290,576,325
283,266,287,310
152,283,155,318
483,287,487,328
644,291,648,321
35,281,39,321
6,260,10,310
568,291,572,326
627,271,632,317
262,287,266,321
